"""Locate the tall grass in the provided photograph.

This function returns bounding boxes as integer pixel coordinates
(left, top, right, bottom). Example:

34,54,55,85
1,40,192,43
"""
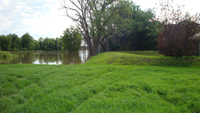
0,64,200,112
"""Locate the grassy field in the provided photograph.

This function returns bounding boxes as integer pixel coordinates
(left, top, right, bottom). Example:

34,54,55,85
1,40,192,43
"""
0,51,200,113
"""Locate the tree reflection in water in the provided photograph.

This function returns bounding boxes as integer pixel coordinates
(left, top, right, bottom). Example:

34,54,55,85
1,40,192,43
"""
2,51,89,65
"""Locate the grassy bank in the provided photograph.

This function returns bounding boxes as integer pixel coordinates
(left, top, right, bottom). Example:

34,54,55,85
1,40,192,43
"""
87,52,200,67
0,52,200,112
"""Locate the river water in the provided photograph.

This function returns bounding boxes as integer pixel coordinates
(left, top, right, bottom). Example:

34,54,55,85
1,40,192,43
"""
0,51,89,65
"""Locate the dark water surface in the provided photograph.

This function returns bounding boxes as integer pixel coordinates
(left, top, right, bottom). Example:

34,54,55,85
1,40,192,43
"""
0,51,89,65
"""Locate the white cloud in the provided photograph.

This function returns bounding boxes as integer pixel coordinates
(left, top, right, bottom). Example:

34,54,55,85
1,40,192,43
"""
0,17,13,33
0,0,73,39
19,3,73,39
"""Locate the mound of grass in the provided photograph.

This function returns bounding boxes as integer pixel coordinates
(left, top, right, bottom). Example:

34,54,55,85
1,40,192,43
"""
87,52,200,67
124,51,161,56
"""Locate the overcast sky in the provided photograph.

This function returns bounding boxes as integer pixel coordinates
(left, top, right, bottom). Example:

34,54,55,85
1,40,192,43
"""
0,0,200,40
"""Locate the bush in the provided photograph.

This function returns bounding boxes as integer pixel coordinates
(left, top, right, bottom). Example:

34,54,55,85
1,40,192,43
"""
0,51,12,58
157,21,199,57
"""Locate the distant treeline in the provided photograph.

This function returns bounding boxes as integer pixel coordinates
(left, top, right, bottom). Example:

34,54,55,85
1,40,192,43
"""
0,33,62,51
0,27,85,52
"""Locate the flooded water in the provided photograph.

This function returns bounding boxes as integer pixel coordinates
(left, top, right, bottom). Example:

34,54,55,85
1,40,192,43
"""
0,51,89,65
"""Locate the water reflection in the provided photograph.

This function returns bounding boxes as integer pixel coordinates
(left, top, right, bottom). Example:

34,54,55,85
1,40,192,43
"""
0,51,89,65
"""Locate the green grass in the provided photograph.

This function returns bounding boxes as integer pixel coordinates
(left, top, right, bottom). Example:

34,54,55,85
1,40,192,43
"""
0,51,200,112
87,52,200,67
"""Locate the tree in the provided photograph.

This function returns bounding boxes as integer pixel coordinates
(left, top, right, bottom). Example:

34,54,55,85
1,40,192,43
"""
55,37,62,50
7,34,20,50
60,0,118,56
155,0,200,56
104,1,159,51
21,33,34,50
43,38,55,51
61,27,82,52
0,34,12,51
38,37,44,50
0,34,21,51
34,40,40,50
0,35,7,50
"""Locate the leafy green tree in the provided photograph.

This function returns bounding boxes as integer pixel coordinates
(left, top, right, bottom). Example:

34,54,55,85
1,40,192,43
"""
38,37,62,51
61,0,118,56
34,40,40,50
105,1,159,51
21,33,34,50
0,35,12,51
61,27,82,53
43,38,55,51
55,37,62,50
6,34,21,50
0,35,7,50
0,34,21,51
38,37,44,50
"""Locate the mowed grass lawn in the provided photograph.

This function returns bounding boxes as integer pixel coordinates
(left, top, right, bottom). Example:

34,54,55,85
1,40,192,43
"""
0,52,200,112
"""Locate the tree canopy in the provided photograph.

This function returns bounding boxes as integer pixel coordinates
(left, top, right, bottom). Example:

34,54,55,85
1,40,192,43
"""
61,0,160,56
61,27,82,53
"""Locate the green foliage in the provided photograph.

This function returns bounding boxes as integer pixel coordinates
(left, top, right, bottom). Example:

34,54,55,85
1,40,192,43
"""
0,51,17,59
42,38,56,51
55,37,62,50
104,1,159,51
21,33,34,50
37,37,62,51
61,26,82,52
0,34,21,51
34,40,40,50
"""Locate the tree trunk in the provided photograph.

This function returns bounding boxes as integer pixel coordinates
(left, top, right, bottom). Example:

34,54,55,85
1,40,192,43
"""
114,36,123,51
87,40,93,56
106,37,109,52
199,40,200,56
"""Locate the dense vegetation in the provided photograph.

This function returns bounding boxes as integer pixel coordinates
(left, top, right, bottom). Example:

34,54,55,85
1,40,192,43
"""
0,28,82,52
0,51,17,59
61,27,82,52
0,33,62,51
156,0,200,57
1,52,200,113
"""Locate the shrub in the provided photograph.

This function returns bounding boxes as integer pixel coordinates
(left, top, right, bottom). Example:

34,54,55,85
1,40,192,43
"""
155,0,200,57
157,21,199,57
0,51,12,58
